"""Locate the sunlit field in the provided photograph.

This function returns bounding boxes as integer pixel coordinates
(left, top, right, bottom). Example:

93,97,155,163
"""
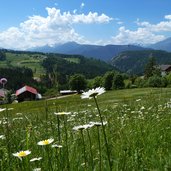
0,88,171,171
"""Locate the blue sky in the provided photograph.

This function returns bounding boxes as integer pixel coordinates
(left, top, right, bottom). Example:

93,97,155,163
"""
0,0,171,49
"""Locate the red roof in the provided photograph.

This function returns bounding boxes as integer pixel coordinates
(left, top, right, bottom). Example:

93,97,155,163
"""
16,85,38,96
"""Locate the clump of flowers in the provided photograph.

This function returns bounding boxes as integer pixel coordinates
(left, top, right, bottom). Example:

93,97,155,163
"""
81,87,112,170
12,150,31,160
37,138,54,146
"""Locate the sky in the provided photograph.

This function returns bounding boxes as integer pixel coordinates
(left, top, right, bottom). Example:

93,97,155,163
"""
0,0,171,50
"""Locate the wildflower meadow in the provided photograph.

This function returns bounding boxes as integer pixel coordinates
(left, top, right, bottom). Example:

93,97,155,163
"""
0,88,171,171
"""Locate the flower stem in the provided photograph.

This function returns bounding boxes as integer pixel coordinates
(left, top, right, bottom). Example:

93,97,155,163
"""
97,126,102,171
86,129,94,170
93,96,112,171
64,117,70,170
80,129,87,170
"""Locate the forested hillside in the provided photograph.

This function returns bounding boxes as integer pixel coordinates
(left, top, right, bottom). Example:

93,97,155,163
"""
0,49,115,92
112,50,171,75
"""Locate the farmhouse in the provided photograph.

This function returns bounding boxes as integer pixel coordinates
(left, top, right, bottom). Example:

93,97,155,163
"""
16,85,42,102
159,65,171,76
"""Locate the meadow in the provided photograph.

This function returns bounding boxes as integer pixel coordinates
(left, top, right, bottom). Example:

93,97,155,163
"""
0,88,171,171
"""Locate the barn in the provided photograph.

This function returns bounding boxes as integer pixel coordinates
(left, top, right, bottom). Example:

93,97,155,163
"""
16,85,40,102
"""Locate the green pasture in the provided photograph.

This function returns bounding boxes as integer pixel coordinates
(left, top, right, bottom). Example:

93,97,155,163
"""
3,88,171,113
0,88,171,170
64,57,80,64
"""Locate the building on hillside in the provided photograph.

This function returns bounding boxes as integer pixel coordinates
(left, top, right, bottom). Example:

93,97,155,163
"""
16,85,42,102
159,65,171,76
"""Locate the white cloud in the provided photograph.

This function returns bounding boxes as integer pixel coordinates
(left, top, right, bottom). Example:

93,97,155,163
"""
80,2,85,9
73,9,77,14
110,15,171,45
0,7,112,49
111,26,165,45
54,3,58,6
165,15,171,20
117,21,123,25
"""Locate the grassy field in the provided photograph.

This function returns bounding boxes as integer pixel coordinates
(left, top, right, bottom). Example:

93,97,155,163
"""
0,88,171,170
64,57,80,64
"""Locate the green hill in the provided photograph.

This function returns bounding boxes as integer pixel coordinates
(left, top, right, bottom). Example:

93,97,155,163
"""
0,49,115,78
0,49,116,92
112,50,171,75
43,53,115,79
0,50,46,77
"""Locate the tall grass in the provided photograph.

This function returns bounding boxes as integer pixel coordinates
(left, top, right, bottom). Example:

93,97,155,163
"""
0,88,171,170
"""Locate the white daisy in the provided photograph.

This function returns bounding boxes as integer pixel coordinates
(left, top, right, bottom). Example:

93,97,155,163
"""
0,135,5,140
81,87,105,99
136,99,141,102
13,150,31,160
37,138,54,146
89,121,107,126
33,168,41,171
73,124,94,131
30,157,42,162
0,108,6,112
54,112,71,116
51,144,63,148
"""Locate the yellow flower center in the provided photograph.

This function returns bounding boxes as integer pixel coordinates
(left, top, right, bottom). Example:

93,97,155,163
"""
18,151,27,157
43,140,49,145
59,112,65,115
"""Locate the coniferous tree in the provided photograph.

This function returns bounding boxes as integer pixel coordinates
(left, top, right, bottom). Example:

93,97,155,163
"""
144,55,157,78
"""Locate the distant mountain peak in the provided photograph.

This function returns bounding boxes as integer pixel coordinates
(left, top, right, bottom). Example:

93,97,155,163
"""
28,42,147,61
149,37,171,52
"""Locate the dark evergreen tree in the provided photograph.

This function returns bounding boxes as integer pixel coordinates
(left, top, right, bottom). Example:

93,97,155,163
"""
0,51,6,61
144,55,157,78
112,74,125,89
103,71,115,90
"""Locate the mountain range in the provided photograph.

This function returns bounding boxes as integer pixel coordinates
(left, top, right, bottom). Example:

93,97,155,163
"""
149,37,171,52
30,42,147,62
30,37,171,62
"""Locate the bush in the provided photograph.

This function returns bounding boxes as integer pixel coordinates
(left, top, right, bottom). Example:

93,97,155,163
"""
69,74,87,93
91,76,103,88
134,77,147,88
148,75,167,87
